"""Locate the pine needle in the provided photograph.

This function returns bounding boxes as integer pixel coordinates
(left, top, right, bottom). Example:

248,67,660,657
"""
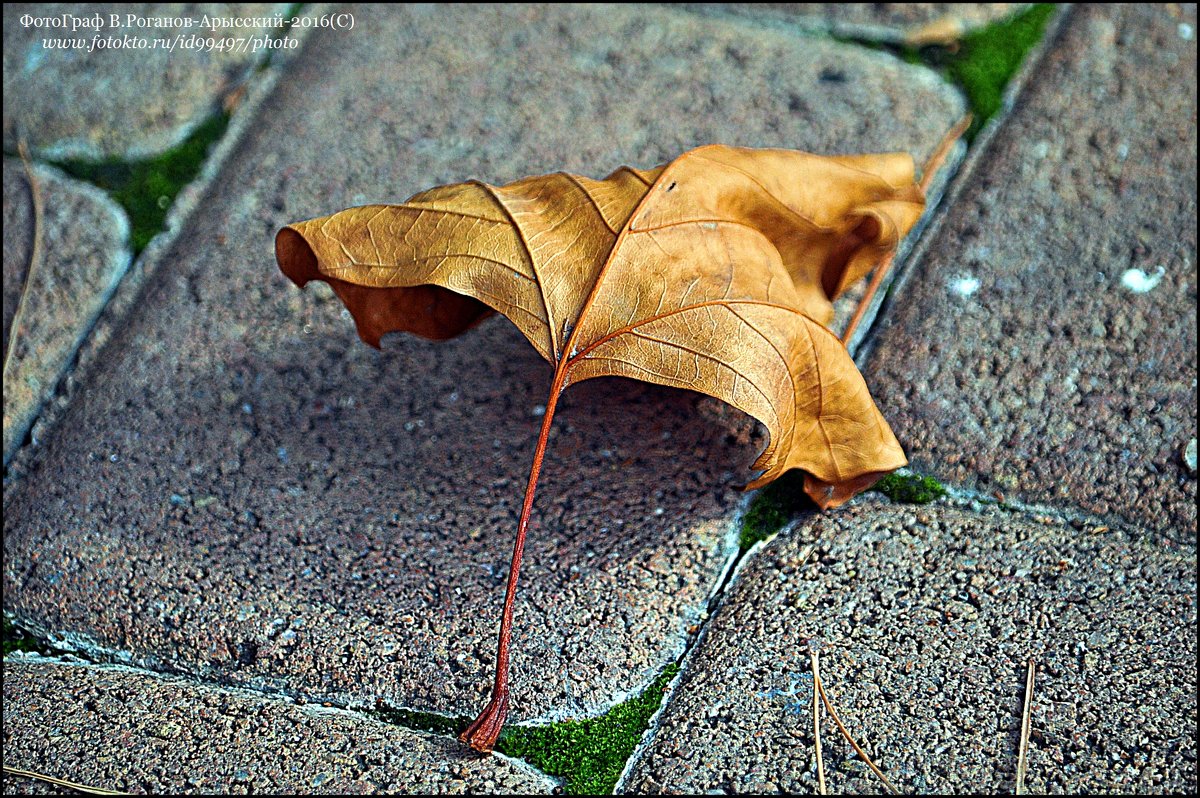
1015,659,1036,794
4,139,44,378
3,764,127,795
810,649,827,795
814,665,902,794
841,113,973,345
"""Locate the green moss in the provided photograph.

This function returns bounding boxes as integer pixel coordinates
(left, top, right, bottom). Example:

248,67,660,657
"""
910,4,1057,139
372,706,464,737
947,3,1056,136
3,618,52,656
51,112,231,255
835,5,1057,141
495,664,679,795
872,471,947,504
738,470,810,552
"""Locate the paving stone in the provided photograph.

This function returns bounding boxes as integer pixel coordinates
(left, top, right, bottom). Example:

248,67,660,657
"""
621,498,1197,794
2,4,963,725
2,159,130,465
862,4,1198,536
1,656,557,794
3,3,293,160
685,4,1027,44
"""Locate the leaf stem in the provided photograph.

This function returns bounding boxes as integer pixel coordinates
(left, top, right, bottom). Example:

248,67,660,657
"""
460,365,569,752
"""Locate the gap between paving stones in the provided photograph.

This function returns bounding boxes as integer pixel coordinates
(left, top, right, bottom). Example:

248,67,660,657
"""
860,2,1196,535
4,652,559,792
613,490,1157,794
656,4,1072,355
2,6,325,482
5,478,1111,794
3,648,569,789
855,3,1073,365
0,495,748,795
844,3,1072,356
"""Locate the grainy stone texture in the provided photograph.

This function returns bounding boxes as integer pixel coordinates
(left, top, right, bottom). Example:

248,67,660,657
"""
2,159,130,464
1,656,557,794
684,3,1027,43
863,3,1198,537
2,3,292,159
621,498,1197,794
2,3,963,726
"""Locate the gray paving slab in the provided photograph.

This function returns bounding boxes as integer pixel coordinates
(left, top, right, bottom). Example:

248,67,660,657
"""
621,498,1197,794
2,159,130,465
862,3,1198,537
2,3,963,726
684,3,1027,44
3,3,293,159
1,655,557,794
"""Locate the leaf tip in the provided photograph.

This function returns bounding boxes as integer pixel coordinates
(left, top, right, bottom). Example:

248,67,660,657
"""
804,468,901,511
275,225,318,288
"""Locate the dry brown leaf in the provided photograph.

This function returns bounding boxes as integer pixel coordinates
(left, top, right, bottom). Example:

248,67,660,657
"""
276,144,928,750
277,146,920,502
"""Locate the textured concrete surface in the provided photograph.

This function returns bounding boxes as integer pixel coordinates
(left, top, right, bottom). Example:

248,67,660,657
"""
1,3,964,727
1,656,557,794
686,3,1027,43
2,159,130,464
863,3,1198,537
2,3,291,159
621,497,1197,794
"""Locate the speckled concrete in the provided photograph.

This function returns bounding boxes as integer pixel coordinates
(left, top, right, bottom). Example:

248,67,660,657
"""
1,655,557,794
2,3,293,159
2,159,130,465
621,498,1197,794
1,3,963,727
862,3,1198,537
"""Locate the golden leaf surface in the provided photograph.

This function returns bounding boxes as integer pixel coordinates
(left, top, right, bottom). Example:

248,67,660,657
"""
276,145,923,508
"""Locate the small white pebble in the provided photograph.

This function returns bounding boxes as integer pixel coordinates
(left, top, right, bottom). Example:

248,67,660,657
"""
948,274,980,297
532,404,546,417
1184,438,1197,474
1179,22,1194,41
1120,267,1165,293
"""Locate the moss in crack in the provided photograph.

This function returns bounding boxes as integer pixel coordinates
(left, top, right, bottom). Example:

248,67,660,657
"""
51,111,230,255
371,706,464,738
739,470,811,552
494,664,679,795
911,4,1058,139
872,470,947,504
256,3,306,72
3,618,53,656
833,5,1057,141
